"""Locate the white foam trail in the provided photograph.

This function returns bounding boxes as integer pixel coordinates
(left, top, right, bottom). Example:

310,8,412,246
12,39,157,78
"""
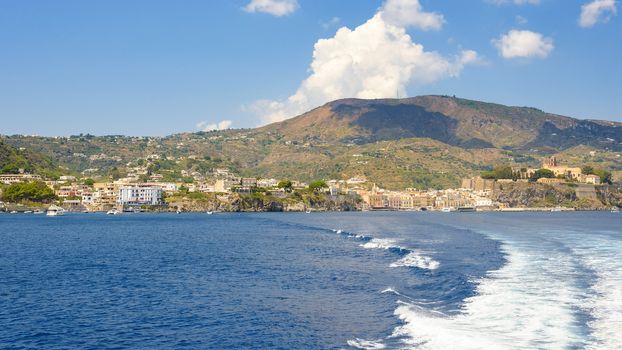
381,288,397,295
390,251,440,270
361,238,400,250
570,235,622,350
390,243,587,349
347,338,386,349
361,239,440,271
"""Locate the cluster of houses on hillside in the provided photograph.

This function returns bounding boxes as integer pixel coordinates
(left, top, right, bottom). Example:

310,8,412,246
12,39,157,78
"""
0,156,608,212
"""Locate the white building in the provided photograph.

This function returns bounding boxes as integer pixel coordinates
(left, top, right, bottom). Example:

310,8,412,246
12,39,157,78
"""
118,186,163,206
81,193,95,205
257,178,278,188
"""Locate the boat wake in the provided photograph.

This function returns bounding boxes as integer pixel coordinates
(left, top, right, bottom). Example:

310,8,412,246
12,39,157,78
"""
570,233,622,350
331,229,440,271
367,226,622,350
385,241,589,349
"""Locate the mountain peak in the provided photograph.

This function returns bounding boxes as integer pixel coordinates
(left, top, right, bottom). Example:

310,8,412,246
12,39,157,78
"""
264,95,621,151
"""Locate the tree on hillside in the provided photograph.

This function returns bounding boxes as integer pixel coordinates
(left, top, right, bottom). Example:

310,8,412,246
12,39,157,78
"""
480,165,515,180
277,180,293,192
530,169,555,182
309,180,328,192
493,165,515,180
1,181,56,203
581,165,594,175
592,169,613,184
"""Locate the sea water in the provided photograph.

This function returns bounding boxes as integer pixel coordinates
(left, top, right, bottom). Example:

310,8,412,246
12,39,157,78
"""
0,212,620,349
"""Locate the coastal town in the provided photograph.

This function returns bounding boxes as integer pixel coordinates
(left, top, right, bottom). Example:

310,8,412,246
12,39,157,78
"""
1,155,619,214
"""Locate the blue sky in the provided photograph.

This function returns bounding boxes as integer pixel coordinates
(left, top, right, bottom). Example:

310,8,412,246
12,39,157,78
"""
0,0,620,136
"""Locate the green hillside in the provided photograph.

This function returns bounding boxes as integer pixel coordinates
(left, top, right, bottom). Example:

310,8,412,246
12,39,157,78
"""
0,139,61,178
2,96,621,189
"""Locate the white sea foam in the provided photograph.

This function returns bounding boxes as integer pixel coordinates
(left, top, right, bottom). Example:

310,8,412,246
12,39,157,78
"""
346,338,386,349
361,238,400,250
570,235,622,350
361,238,439,271
381,288,397,295
389,242,588,349
390,251,440,270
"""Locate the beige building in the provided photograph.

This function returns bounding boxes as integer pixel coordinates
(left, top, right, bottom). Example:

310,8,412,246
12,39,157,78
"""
0,174,42,184
542,156,582,180
580,174,601,185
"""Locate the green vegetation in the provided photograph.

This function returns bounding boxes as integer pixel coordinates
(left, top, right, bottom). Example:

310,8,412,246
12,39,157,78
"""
481,165,515,180
583,166,613,184
1,181,56,203
277,180,293,192
0,140,61,177
530,169,555,182
1,96,621,190
308,180,328,191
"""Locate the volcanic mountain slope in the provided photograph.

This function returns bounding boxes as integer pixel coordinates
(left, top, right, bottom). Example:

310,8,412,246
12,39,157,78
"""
258,95,622,151
2,96,621,189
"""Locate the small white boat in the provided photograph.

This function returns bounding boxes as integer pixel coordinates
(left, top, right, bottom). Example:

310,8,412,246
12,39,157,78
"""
24,210,33,214
441,207,453,213
46,205,65,216
10,210,18,214
612,207,620,213
305,210,311,214
106,209,121,215
176,210,182,214
206,211,213,215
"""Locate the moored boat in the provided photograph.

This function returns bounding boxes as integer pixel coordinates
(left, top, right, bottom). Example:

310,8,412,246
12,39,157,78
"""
46,205,65,216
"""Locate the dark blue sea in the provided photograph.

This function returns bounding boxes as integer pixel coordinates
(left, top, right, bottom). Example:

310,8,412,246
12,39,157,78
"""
1,212,620,349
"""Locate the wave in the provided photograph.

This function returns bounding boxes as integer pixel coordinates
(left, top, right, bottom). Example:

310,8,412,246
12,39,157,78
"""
390,251,440,270
347,338,386,350
381,288,397,295
332,230,440,271
361,238,402,250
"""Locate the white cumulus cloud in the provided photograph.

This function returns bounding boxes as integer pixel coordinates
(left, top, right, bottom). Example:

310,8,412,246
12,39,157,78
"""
248,0,480,125
243,0,298,17
196,120,232,132
579,0,617,28
492,29,554,59
380,0,445,30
